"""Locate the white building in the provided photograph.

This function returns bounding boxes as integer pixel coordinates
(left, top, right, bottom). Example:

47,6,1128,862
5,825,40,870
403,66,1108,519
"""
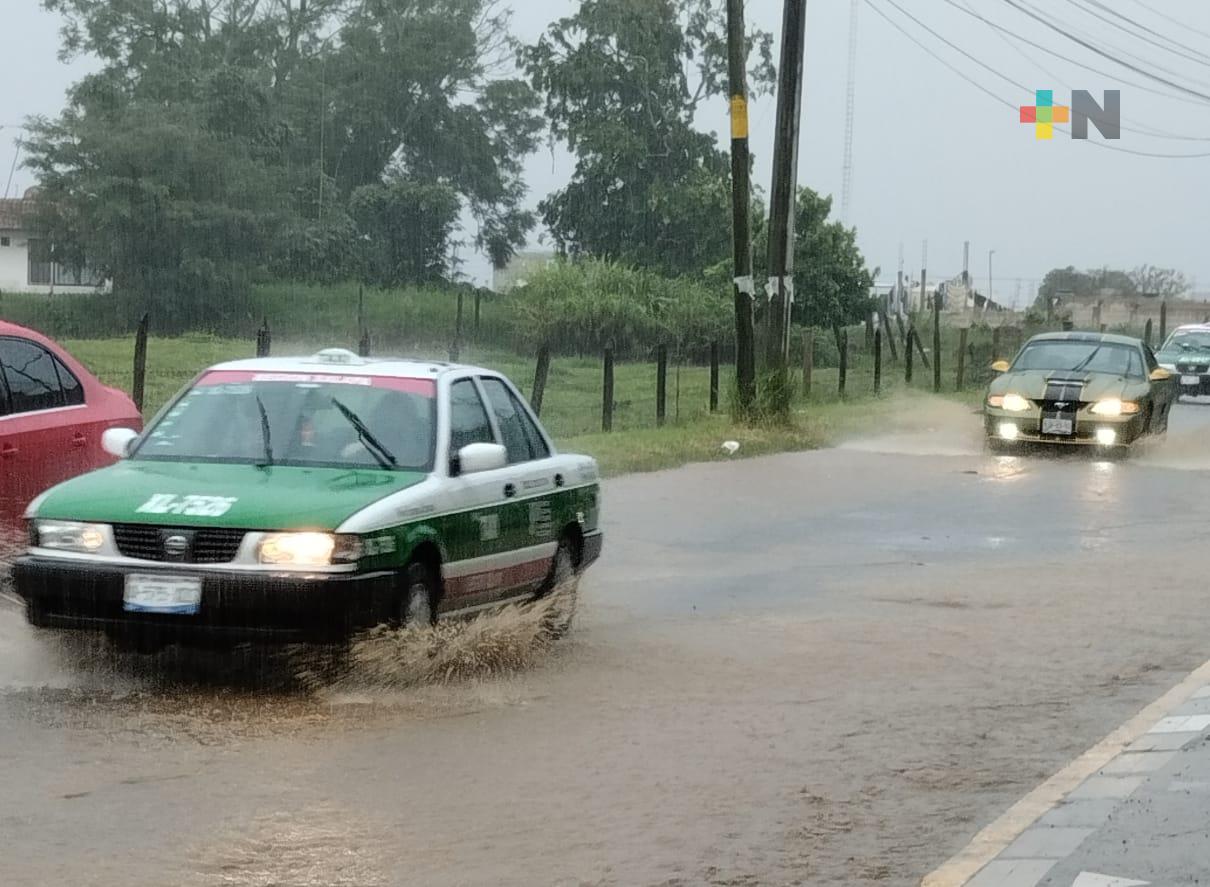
0,188,107,295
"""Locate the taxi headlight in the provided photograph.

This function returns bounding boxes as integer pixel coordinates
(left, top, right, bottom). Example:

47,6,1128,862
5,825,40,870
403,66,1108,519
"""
999,393,1031,412
34,520,107,553
259,532,361,566
1089,398,1139,417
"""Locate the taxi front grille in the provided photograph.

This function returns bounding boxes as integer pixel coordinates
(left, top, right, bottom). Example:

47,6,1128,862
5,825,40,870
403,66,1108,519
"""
1177,363,1208,374
112,525,246,563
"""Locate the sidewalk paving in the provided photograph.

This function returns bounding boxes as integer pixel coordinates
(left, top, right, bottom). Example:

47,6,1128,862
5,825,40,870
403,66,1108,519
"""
965,687,1210,887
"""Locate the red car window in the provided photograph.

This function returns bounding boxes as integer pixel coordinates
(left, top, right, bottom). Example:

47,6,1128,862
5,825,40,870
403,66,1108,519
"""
0,337,68,414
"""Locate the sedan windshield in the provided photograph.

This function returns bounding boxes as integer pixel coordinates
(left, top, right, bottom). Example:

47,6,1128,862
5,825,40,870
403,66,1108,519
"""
134,371,436,471
1011,341,1145,379
1162,330,1210,351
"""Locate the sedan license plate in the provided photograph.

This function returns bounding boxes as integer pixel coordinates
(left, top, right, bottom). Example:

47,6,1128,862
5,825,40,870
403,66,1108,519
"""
1182,375,1200,387
1042,418,1073,436
123,574,202,615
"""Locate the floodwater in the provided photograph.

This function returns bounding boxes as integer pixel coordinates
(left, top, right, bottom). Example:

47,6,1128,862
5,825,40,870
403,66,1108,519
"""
6,399,1210,885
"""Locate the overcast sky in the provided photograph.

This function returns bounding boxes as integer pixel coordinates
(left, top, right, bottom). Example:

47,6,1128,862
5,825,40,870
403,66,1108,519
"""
5,0,1210,306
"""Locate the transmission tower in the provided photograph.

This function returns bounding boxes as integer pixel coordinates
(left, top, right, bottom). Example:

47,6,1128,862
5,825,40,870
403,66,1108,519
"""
840,0,859,222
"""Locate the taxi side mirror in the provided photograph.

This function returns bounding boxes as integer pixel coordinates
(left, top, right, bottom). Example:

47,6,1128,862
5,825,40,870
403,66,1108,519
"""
101,427,139,458
990,360,1010,373
1150,367,1172,382
451,442,508,477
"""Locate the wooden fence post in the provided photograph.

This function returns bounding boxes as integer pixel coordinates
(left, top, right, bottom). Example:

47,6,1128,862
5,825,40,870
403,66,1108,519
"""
912,323,931,370
709,341,720,413
531,344,551,417
992,325,1001,361
656,345,668,427
837,328,848,398
1144,318,1153,347
256,317,271,358
932,297,942,393
132,313,149,413
873,328,882,395
802,329,814,397
956,327,968,390
602,347,614,433
865,314,875,352
359,329,371,358
905,326,915,384
878,308,899,363
896,314,908,356
474,289,482,336
1160,300,1168,343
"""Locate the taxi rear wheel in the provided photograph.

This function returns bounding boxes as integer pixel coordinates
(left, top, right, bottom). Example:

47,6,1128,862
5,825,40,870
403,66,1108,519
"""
539,537,579,639
399,561,438,628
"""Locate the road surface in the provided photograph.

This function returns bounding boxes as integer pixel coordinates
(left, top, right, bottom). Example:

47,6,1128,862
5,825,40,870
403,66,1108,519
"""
5,398,1210,886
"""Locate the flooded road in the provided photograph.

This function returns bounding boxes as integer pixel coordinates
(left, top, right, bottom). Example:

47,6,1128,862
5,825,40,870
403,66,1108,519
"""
6,400,1210,885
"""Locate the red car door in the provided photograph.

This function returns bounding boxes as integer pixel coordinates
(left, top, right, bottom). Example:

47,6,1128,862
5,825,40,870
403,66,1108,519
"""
0,336,79,521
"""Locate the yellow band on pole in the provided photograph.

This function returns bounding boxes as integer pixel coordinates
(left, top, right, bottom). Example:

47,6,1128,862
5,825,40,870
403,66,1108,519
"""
730,95,749,139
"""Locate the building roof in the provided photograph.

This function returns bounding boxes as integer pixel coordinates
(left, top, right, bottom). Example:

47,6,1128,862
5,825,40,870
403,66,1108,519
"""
208,348,497,380
0,187,40,230
0,198,32,230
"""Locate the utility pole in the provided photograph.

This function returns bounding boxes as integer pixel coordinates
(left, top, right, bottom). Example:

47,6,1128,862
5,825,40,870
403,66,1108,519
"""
920,239,928,316
727,0,757,413
962,241,970,288
840,0,859,222
765,0,809,373
988,249,996,311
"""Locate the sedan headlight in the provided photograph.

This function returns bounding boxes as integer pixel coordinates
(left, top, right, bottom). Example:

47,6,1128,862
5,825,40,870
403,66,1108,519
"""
991,393,1031,412
1089,398,1140,417
258,532,361,566
34,520,108,553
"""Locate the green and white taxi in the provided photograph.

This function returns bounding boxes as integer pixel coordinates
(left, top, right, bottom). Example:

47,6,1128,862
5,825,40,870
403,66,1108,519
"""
14,349,602,648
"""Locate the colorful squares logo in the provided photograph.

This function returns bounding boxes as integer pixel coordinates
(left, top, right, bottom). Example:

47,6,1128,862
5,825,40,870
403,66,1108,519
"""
1019,89,1069,140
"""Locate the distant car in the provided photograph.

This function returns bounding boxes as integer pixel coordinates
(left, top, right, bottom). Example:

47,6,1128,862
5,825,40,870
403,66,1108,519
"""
0,321,141,525
984,331,1175,450
14,348,602,650
1156,323,1210,400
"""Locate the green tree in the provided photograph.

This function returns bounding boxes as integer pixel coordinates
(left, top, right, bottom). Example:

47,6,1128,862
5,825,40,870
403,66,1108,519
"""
522,0,773,276
24,0,541,330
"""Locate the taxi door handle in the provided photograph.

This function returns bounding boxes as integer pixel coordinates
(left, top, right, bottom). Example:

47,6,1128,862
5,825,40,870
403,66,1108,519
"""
503,483,516,499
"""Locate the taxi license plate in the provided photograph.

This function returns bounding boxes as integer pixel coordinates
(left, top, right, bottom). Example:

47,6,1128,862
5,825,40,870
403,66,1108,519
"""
1042,418,1073,435
123,575,202,615
1182,375,1200,386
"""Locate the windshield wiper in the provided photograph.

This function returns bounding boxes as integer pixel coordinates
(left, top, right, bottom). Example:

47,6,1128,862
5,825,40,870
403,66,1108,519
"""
255,395,274,469
331,398,397,470
1069,345,1104,373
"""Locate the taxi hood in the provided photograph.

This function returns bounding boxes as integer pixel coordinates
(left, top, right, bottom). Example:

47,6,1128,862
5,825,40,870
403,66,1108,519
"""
29,460,428,531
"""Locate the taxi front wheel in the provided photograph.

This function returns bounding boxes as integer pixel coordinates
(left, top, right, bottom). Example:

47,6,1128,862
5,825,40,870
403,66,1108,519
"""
400,561,438,628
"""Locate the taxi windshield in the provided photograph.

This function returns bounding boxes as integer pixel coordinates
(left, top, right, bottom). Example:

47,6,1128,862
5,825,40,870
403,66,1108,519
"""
1011,341,1145,379
133,371,436,471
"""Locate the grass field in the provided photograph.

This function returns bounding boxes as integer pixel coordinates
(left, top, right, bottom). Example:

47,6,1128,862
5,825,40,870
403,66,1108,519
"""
52,332,993,476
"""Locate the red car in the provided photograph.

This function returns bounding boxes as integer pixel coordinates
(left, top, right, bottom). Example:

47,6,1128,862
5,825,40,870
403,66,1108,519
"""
0,321,141,526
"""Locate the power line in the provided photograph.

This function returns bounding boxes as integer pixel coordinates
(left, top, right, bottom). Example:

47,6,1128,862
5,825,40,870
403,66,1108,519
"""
956,0,1210,142
997,0,1210,103
941,0,1210,111
1127,0,1210,44
1032,0,1210,92
1076,0,1210,67
865,0,1210,158
1061,0,1210,72
883,0,1210,143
